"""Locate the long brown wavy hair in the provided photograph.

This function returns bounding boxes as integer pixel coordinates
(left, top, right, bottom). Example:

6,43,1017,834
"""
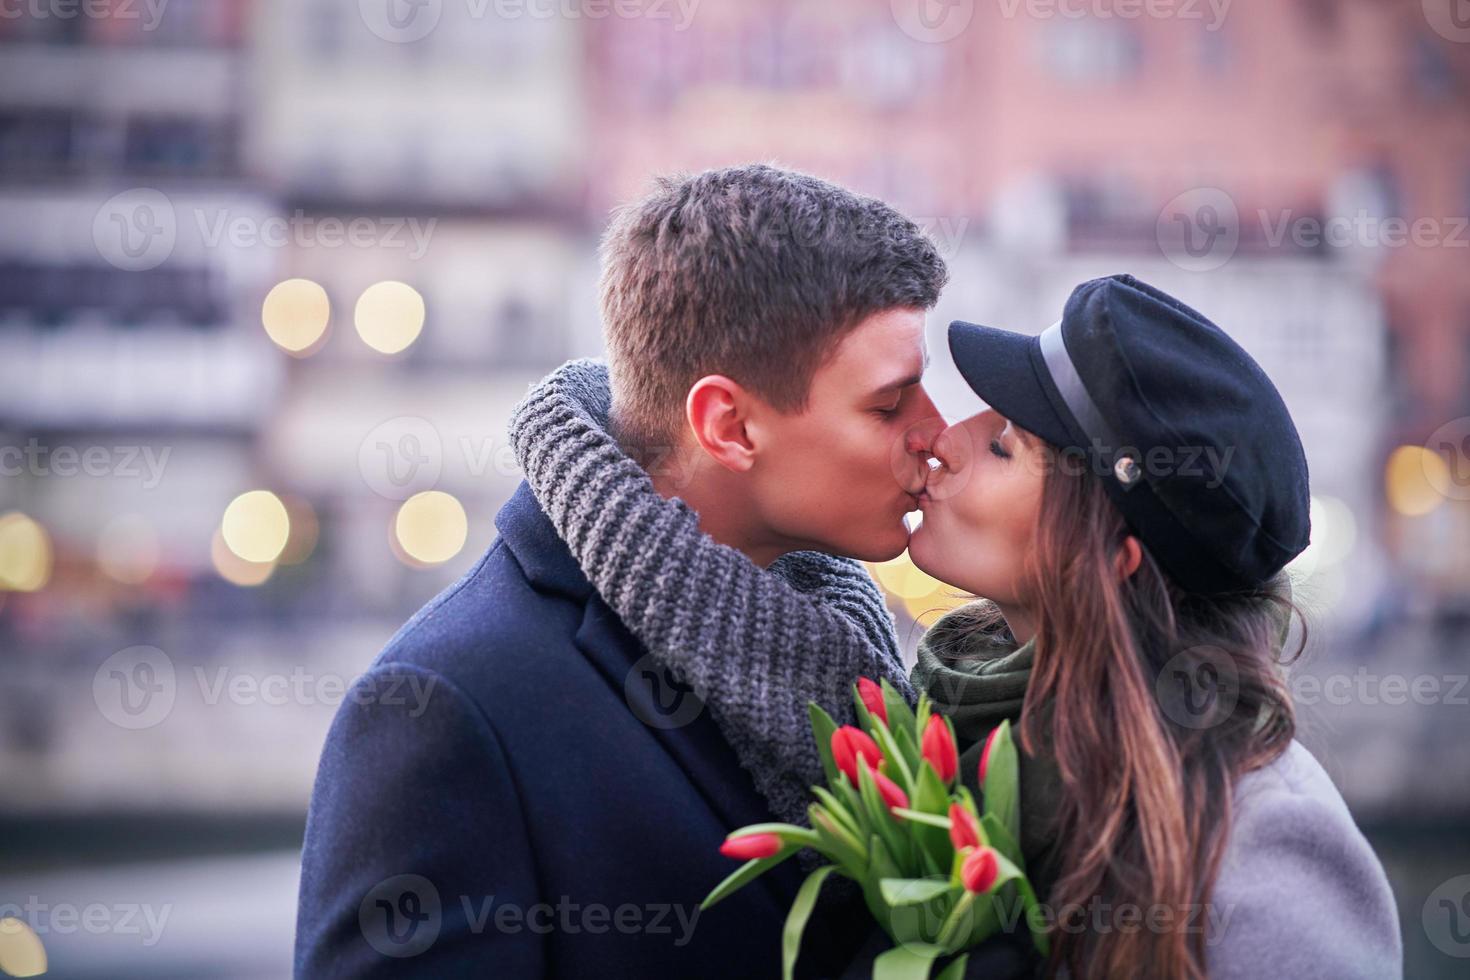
998,442,1306,978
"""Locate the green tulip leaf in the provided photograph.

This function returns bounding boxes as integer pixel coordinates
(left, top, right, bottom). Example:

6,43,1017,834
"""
888,808,951,830
782,865,836,980
933,953,970,980
809,702,840,787
873,943,944,980
981,720,1020,846
880,678,918,734
879,877,953,906
979,813,1022,869
700,847,799,910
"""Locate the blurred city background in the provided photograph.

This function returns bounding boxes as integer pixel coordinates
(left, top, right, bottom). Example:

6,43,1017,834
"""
1,0,1468,976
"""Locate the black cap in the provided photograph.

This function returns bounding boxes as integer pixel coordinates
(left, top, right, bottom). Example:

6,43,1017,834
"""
947,273,1310,595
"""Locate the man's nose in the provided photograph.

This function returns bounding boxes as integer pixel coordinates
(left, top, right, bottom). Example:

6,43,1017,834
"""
904,387,945,457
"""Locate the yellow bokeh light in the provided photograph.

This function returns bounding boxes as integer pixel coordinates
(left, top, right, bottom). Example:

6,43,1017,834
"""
277,494,319,566
211,527,276,587
1385,445,1447,517
0,512,52,592
865,551,972,627
221,490,291,563
261,278,331,355
0,916,47,978
354,280,425,354
394,491,468,565
96,514,160,585
870,550,946,599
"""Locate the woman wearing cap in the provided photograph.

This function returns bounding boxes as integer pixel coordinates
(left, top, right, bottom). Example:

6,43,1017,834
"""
907,274,1401,978
509,274,1401,979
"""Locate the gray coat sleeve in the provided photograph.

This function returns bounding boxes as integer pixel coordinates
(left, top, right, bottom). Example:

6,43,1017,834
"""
507,358,914,824
1206,741,1402,979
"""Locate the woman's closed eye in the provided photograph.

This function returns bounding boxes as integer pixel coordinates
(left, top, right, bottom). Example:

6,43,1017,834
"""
989,437,1011,460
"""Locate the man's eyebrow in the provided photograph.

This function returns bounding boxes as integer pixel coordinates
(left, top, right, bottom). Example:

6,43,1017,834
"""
867,351,930,397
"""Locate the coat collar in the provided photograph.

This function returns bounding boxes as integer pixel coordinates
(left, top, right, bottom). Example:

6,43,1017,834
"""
493,480,595,603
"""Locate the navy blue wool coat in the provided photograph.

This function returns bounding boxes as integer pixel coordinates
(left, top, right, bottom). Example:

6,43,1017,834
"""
294,481,880,978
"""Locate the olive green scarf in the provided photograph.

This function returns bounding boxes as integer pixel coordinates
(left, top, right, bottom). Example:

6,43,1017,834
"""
910,600,1064,898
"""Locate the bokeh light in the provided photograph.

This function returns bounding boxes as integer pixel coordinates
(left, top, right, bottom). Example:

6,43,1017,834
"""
0,512,52,593
354,281,425,355
210,527,276,587
1385,445,1448,517
260,278,331,355
96,513,161,585
393,491,468,566
867,551,972,628
221,490,291,564
276,494,319,566
0,916,47,978
1288,494,1360,581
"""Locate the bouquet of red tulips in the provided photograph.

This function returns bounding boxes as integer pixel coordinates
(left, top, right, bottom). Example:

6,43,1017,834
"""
701,677,1049,979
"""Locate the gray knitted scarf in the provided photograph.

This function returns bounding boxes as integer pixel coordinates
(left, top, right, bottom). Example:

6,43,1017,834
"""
507,358,916,831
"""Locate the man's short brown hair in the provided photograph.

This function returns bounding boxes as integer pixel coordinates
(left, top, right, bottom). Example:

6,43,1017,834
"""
599,164,949,452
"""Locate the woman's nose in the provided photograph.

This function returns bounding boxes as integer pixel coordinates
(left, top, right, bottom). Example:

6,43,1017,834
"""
929,419,976,479
929,422,955,470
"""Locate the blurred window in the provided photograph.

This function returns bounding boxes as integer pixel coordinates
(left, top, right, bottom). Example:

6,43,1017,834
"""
1198,27,1230,75
1411,34,1455,102
0,109,76,176
1040,19,1144,84
1294,0,1339,35
123,116,239,177
306,0,347,60
0,262,223,327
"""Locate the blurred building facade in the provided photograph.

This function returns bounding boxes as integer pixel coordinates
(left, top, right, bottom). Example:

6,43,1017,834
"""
2,1,1468,975
0,0,1464,927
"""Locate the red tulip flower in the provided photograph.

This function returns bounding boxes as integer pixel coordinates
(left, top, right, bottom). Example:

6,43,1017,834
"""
921,714,959,784
719,833,783,861
948,802,980,852
831,725,883,785
961,846,1000,894
861,757,910,812
978,725,1000,784
857,677,887,725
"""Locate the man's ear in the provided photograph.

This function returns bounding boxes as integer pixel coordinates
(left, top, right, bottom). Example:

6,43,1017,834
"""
686,375,758,473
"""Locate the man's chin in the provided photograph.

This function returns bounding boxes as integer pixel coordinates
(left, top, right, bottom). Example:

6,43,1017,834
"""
844,522,911,564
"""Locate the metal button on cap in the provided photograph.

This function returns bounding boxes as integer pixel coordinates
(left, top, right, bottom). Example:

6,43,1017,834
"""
1114,454,1141,486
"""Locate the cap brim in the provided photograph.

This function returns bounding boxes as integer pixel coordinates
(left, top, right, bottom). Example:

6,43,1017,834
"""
947,320,1077,450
